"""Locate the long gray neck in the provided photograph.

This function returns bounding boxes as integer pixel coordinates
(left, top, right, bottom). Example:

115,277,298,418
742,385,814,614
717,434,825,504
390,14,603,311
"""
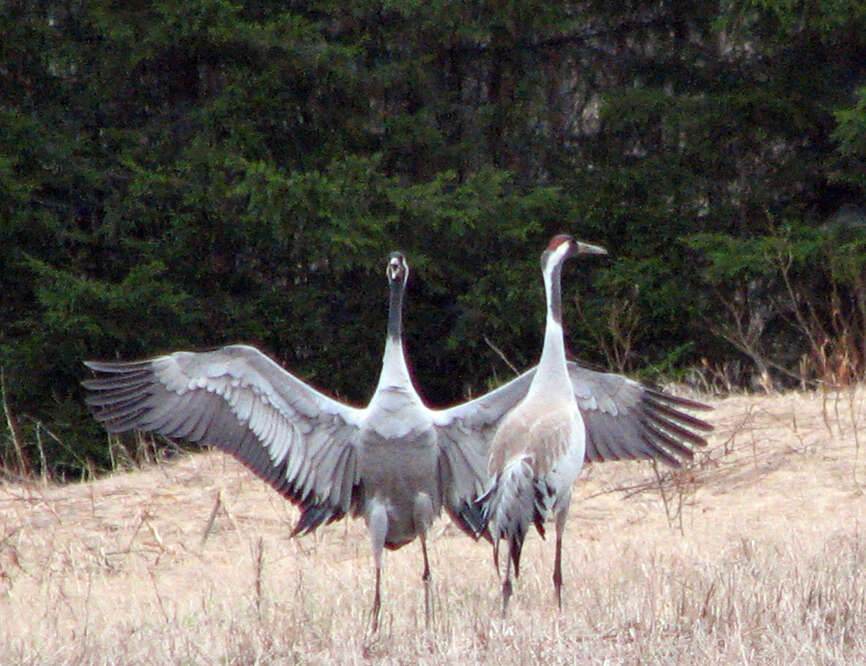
387,274,404,341
375,276,412,391
547,261,564,326
532,256,570,392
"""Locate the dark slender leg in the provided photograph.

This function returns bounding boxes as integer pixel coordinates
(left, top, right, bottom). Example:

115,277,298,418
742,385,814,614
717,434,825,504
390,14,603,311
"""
420,533,432,628
553,509,567,610
372,566,382,632
553,531,563,611
501,553,513,617
368,503,388,633
412,494,435,629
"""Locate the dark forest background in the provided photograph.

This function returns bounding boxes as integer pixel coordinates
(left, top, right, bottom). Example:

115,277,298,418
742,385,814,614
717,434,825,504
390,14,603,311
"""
3,1,866,479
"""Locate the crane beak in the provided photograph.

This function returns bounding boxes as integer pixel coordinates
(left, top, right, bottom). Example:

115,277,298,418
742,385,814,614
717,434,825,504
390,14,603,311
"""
573,241,607,256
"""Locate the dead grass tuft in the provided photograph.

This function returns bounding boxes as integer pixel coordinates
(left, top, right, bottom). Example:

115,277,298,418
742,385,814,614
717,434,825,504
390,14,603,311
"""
2,388,866,663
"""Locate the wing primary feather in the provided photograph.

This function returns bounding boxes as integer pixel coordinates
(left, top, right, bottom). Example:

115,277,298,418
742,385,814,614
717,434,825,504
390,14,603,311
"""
293,457,314,503
605,417,645,460
88,393,151,422
174,402,212,442
644,410,709,447
643,396,714,431
139,392,195,434
645,388,714,412
82,375,152,396
291,505,339,537
156,393,206,438
246,431,280,486
583,434,604,463
83,350,364,542
204,404,244,453
98,408,150,433
83,360,152,374
439,434,486,498
339,447,359,514
266,455,293,497
586,420,617,461
242,431,273,479
327,444,353,506
638,434,682,467
641,420,697,461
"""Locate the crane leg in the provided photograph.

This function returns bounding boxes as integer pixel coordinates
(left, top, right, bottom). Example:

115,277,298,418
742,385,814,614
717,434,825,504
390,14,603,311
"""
420,533,433,628
553,508,567,611
501,554,514,617
413,493,435,629
367,503,388,632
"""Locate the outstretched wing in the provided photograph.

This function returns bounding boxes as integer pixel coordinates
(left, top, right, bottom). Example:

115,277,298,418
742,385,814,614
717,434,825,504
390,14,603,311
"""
428,360,712,533
83,344,365,528
430,368,536,534
567,363,712,467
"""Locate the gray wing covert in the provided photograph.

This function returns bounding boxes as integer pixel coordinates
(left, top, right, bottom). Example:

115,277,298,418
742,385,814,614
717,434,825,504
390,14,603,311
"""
567,362,712,467
431,368,536,535
83,345,364,525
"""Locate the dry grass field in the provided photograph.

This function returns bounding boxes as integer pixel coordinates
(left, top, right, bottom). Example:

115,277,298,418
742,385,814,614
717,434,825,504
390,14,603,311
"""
2,388,866,664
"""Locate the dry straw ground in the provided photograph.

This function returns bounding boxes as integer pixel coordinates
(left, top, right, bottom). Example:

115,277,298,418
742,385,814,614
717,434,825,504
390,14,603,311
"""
2,388,866,664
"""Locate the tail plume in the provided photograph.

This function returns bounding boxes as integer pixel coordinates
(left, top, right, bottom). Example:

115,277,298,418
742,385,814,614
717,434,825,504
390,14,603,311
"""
476,456,538,578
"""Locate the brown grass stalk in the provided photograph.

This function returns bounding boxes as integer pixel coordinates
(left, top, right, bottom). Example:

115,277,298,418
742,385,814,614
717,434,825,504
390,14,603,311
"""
2,389,866,663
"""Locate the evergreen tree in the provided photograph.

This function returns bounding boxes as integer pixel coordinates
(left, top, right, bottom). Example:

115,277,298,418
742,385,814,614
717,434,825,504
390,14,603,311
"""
2,0,866,476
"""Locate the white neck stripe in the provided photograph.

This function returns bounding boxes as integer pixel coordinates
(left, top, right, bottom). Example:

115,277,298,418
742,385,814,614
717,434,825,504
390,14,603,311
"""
543,241,571,280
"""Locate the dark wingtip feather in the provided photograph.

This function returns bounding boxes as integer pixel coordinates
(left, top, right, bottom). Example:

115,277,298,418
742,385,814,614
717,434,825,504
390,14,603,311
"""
646,388,715,414
642,419,700,458
644,410,709,448
639,433,684,468
644,396,715,433
83,359,153,373
291,504,343,538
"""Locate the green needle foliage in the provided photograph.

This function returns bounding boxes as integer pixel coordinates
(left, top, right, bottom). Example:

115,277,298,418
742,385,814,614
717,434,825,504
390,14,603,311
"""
2,0,866,477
